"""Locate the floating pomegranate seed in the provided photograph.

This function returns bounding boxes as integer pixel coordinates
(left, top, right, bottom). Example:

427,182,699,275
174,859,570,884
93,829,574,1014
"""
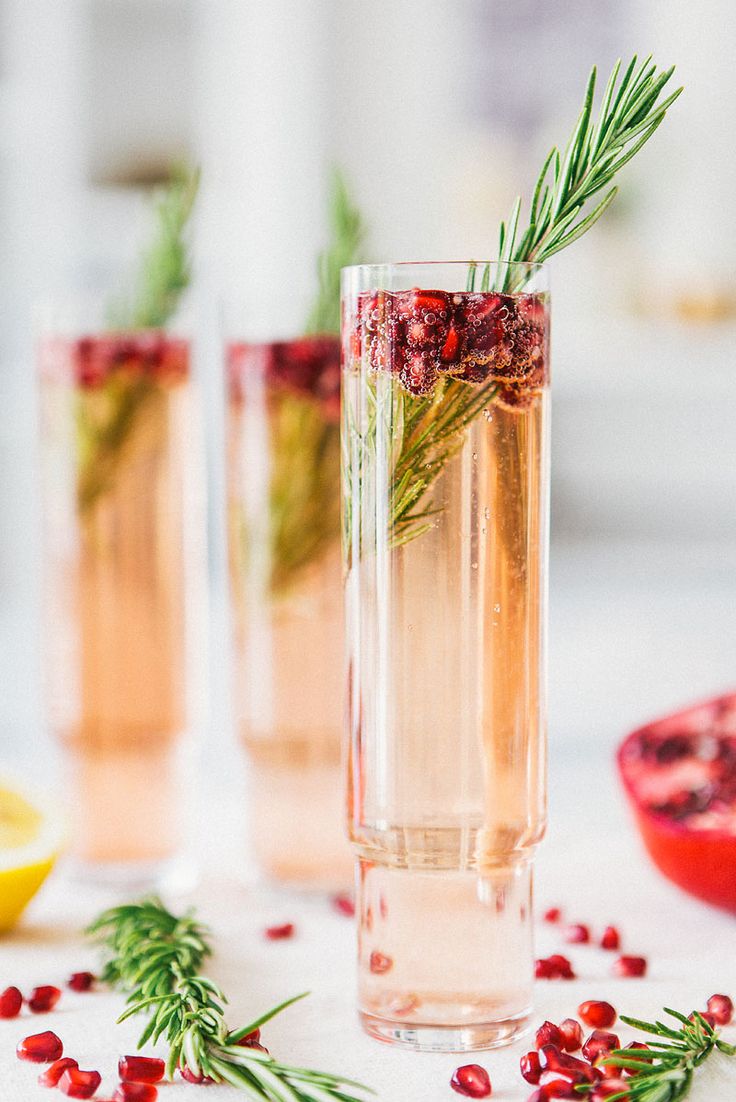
265,922,294,940
600,926,620,951
543,907,561,923
39,1058,79,1087
520,1051,542,1084
613,955,647,978
707,993,734,1025
332,894,355,917
450,1063,491,1098
68,972,95,992
578,1001,617,1029
536,1021,563,1049
591,1081,630,1101
119,1056,165,1083
369,950,393,974
28,985,62,1013
114,1085,158,1102
582,1030,620,1062
0,985,23,1018
558,1019,583,1052
17,1031,64,1062
564,923,590,944
59,1067,102,1099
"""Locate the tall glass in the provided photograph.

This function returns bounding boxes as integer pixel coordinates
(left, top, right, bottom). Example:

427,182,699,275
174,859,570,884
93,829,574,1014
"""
342,262,550,1050
226,326,352,890
39,309,200,884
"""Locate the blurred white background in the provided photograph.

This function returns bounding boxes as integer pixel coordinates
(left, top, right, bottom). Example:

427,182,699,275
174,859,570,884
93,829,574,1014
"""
1,0,734,774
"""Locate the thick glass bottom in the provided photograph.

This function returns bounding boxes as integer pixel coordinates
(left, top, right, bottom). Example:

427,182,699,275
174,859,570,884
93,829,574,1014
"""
359,1009,530,1052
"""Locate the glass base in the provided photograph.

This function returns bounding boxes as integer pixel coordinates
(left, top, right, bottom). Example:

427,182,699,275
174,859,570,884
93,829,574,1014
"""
359,1009,530,1052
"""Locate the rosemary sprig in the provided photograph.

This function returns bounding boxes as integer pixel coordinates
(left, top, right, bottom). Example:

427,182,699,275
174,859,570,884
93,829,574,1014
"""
365,56,681,548
305,167,365,336
87,898,372,1102
581,1008,736,1100
77,166,199,514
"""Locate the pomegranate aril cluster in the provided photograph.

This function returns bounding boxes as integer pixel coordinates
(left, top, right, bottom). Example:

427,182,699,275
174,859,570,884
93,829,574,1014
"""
352,287,548,400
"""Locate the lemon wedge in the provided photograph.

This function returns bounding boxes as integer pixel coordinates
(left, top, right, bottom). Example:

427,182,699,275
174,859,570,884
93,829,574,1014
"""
0,775,63,932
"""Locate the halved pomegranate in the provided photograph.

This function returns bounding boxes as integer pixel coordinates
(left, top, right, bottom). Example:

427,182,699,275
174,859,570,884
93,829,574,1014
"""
617,692,736,913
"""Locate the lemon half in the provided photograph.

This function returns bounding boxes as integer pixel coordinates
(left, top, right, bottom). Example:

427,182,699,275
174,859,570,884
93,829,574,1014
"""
0,775,63,932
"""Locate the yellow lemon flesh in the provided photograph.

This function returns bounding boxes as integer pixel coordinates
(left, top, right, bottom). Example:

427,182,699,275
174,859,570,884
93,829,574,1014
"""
0,780,61,932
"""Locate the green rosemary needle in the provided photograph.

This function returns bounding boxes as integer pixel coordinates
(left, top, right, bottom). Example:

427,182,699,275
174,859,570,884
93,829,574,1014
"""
581,1008,736,1101
87,898,372,1102
305,167,365,337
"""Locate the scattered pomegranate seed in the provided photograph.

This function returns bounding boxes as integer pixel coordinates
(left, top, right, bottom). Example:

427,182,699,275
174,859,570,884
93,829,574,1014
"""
265,923,294,940
0,985,23,1018
541,1081,578,1099
39,1058,79,1087
689,1010,717,1029
369,950,393,975
59,1067,102,1099
28,985,62,1013
17,1030,64,1062
450,1063,491,1098
179,1066,212,1084
332,894,355,917
119,1055,165,1083
564,924,590,944
68,972,95,992
582,1030,620,1062
114,1085,158,1102
234,1028,261,1046
591,1080,631,1100
538,1045,598,1085
707,993,734,1025
543,907,561,923
613,956,647,978
578,1001,617,1029
535,954,575,980
600,926,620,951
520,1051,542,1084
535,1021,563,1049
558,1019,583,1052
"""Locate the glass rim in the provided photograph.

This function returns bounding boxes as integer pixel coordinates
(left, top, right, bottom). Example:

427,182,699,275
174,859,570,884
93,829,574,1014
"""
342,259,546,276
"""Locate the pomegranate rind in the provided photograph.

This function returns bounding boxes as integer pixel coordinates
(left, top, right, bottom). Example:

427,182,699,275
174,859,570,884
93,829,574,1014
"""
617,692,736,913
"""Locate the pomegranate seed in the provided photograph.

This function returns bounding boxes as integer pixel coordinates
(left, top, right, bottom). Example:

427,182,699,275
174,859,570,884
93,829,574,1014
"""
179,1066,213,1084
613,956,647,978
39,1058,79,1087
538,1046,598,1085
558,1019,583,1052
536,1021,563,1049
0,985,23,1018
369,950,393,974
707,993,734,1025
450,1063,491,1098
535,958,555,979
578,1001,617,1029
68,972,95,992
265,923,294,940
332,894,355,917
17,1031,64,1062
114,1085,158,1102
234,1028,261,1046
543,907,561,923
547,954,576,979
59,1068,102,1098
582,1030,620,1062
520,1051,542,1084
28,985,62,1013
600,926,620,951
689,1011,717,1029
541,1081,578,1099
591,1081,630,1100
564,923,590,944
119,1056,165,1083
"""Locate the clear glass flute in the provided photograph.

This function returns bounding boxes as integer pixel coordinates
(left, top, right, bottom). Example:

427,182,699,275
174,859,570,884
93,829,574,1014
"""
342,261,550,1050
226,325,352,890
39,307,200,885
